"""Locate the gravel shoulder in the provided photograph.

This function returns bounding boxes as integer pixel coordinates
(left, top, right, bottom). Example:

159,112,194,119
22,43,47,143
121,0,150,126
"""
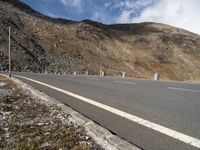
0,75,101,149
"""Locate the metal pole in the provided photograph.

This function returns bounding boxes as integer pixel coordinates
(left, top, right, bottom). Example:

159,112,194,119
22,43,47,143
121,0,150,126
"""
8,26,11,78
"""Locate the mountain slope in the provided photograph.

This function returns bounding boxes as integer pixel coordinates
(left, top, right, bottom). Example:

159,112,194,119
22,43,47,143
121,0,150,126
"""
0,0,200,81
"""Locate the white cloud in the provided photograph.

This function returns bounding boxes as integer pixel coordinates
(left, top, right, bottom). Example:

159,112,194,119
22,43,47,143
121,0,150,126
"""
117,0,200,35
117,0,155,23
104,2,112,8
117,10,132,23
90,11,113,24
112,0,146,10
59,0,82,10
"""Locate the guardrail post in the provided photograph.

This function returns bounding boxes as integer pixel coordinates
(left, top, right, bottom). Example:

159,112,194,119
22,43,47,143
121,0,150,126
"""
74,71,76,75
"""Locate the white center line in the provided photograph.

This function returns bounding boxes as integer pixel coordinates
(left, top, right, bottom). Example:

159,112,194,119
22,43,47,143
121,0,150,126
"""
114,81,137,85
14,75,200,149
168,87,200,93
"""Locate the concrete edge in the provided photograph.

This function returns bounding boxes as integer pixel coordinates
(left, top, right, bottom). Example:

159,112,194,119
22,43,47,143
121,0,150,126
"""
1,74,141,150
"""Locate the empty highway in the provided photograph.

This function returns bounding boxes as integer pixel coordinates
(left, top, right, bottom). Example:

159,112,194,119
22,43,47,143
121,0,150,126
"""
3,72,200,150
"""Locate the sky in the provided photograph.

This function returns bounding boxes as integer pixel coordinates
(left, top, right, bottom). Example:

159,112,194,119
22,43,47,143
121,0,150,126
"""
21,0,200,35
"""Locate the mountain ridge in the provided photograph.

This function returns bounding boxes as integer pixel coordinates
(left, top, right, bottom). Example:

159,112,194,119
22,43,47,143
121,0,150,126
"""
0,0,200,81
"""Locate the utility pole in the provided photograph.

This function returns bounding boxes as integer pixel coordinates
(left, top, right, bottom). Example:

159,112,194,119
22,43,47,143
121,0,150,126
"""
8,26,11,78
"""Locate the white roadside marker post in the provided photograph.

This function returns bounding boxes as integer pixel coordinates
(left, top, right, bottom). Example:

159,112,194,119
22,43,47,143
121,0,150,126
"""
122,72,126,78
86,71,88,76
101,71,105,77
154,72,160,80
99,70,102,76
45,66,47,74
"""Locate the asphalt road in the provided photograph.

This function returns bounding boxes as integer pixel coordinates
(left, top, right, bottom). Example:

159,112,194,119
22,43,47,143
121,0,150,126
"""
3,72,200,150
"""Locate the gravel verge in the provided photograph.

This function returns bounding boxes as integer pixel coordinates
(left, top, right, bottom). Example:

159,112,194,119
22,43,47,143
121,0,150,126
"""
0,75,101,149
0,75,141,150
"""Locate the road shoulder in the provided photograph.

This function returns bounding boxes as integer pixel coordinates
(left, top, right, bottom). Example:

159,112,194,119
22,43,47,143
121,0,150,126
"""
9,75,141,150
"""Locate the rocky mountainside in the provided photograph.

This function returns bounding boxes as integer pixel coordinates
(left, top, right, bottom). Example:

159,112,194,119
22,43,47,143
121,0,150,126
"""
1,0,200,81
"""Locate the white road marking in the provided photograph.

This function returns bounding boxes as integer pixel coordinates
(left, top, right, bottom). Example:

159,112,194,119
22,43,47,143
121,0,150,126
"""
114,81,137,85
15,75,200,149
168,87,200,93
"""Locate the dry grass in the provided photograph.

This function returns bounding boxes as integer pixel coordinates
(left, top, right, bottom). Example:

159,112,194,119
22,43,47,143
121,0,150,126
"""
0,76,101,150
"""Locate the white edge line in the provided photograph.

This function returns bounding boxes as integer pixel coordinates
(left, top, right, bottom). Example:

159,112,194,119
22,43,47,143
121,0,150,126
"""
168,87,200,93
114,81,137,85
15,75,200,149
88,78,100,81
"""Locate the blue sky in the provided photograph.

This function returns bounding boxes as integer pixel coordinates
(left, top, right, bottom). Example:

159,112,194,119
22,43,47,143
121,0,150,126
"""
21,0,200,35
21,0,155,24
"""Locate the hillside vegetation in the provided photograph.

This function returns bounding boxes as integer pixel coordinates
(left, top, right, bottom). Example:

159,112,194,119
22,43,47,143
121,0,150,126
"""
1,0,200,81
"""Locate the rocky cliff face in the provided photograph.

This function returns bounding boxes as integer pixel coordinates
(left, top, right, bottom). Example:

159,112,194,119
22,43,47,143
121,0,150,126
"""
1,0,200,81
